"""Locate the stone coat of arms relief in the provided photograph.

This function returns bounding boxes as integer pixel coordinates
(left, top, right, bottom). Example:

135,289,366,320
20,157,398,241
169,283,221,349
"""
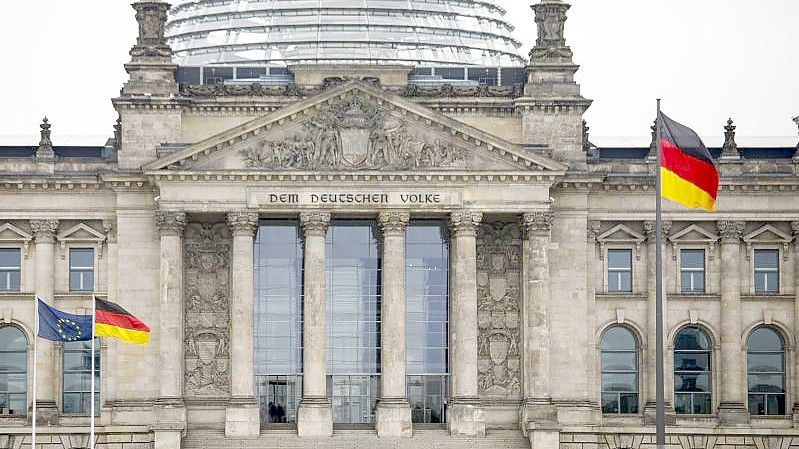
184,222,231,396
476,222,522,399
239,93,468,171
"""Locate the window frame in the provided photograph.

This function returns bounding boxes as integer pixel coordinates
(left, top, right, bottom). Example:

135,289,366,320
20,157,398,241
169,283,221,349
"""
68,247,95,293
606,248,634,293
746,326,786,416
61,339,100,416
679,248,706,294
0,324,28,416
673,326,713,415
0,247,22,292
752,248,780,294
599,326,640,415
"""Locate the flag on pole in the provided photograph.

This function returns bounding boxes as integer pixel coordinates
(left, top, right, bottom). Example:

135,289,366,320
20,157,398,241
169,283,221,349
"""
94,298,151,345
37,299,93,342
657,112,719,212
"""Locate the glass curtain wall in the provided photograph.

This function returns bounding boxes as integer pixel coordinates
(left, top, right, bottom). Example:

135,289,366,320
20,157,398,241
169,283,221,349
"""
405,221,449,424
326,221,381,424
254,220,304,424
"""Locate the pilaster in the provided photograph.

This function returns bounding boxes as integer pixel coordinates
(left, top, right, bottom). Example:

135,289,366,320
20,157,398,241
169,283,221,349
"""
375,211,413,437
792,221,799,426
296,212,333,437
716,220,749,426
30,219,59,425
154,211,187,449
447,211,486,437
225,212,260,438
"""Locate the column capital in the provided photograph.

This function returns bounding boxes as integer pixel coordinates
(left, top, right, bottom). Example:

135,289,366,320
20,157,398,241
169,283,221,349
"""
717,220,745,244
521,211,553,237
103,218,117,244
643,220,673,242
227,212,259,236
378,211,410,235
30,219,59,242
449,211,483,236
791,221,799,237
156,211,187,236
300,212,331,236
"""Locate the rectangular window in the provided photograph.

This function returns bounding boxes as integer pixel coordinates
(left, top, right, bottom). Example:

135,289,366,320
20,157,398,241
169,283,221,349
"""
607,249,633,293
754,250,779,293
62,339,99,415
680,249,706,293
69,248,94,292
0,248,21,292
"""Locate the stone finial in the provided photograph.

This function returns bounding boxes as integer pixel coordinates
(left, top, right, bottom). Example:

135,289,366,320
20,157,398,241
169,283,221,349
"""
529,0,573,62
582,120,591,153
721,118,741,159
227,212,259,236
449,211,483,236
793,116,799,155
299,212,331,236
522,211,553,236
377,211,410,235
30,219,59,241
122,2,178,96
717,220,745,243
155,211,187,236
647,120,658,159
132,2,171,55
35,117,55,160
112,117,122,153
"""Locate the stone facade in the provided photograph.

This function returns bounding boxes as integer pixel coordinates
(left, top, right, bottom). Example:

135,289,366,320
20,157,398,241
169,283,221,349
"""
1,1,798,449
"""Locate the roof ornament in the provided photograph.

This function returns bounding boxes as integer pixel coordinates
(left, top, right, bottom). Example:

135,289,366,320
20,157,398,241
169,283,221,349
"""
530,0,574,62
35,117,55,160
113,117,122,153
647,120,658,160
720,118,741,159
793,116,799,159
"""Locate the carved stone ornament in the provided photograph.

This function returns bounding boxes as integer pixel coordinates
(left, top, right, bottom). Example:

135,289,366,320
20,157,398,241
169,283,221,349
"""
717,220,745,243
180,83,524,99
299,212,331,236
643,220,673,242
449,211,483,235
130,2,172,58
521,211,553,236
30,219,59,240
476,222,522,399
377,211,410,235
184,222,231,397
721,118,741,158
239,93,468,171
792,221,799,236
155,211,187,236
530,1,573,61
36,117,55,159
226,212,259,236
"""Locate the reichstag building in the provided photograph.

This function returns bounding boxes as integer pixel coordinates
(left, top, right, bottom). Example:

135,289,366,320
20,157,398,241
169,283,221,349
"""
1,0,799,448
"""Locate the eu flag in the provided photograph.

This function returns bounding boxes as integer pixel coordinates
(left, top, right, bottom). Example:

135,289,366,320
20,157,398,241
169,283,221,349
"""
37,299,93,342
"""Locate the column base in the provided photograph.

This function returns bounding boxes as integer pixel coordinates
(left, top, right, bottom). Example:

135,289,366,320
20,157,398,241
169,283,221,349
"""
718,402,750,426
225,397,260,438
792,403,799,428
526,421,561,449
520,399,557,437
642,402,676,426
31,401,59,426
375,398,413,437
154,398,186,449
153,429,183,449
447,400,486,437
297,397,333,437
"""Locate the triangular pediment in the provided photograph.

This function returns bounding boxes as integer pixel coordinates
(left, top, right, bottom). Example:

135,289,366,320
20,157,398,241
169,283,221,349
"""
596,224,645,244
57,223,106,243
145,81,566,173
669,224,718,244
743,224,792,244
0,223,32,243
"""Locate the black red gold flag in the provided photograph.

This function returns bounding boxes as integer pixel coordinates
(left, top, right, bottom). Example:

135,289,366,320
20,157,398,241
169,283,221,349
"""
94,298,150,346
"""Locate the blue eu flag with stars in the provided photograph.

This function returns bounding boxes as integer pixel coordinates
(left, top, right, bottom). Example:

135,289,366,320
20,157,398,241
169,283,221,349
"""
37,299,93,342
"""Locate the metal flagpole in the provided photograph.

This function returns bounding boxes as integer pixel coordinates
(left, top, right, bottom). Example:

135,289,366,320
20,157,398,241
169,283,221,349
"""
90,295,96,449
655,99,666,449
32,298,39,449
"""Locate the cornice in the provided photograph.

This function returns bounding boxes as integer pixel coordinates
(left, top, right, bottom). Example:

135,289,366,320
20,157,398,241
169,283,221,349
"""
145,170,562,184
555,175,799,193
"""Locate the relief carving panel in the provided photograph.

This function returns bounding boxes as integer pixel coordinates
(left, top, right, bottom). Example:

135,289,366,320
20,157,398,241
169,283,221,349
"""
184,222,231,397
477,221,522,398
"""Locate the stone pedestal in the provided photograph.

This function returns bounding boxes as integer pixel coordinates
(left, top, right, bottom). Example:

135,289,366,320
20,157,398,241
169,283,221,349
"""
447,212,486,437
153,399,186,449
297,212,333,437
526,421,561,449
375,212,413,437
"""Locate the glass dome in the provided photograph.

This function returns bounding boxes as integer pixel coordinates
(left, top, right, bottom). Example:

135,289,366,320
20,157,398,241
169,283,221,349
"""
166,0,527,67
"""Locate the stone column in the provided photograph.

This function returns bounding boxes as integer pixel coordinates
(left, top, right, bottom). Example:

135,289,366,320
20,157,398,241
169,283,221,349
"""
30,219,59,424
642,221,676,424
792,221,799,425
225,212,261,437
297,212,333,437
520,211,559,448
154,212,187,449
717,220,748,425
375,212,413,437
447,211,486,437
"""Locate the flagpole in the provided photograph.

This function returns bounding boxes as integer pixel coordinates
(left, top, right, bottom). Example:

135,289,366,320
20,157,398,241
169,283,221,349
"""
655,99,666,449
32,298,38,449
90,295,96,449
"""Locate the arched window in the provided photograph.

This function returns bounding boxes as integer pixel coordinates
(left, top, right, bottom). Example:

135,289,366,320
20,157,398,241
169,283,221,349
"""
600,326,639,414
747,327,786,415
674,326,712,414
62,339,99,415
0,325,27,415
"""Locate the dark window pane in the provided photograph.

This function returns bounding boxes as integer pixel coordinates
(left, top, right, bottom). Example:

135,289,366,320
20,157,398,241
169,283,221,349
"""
607,250,632,269
754,250,778,269
0,326,26,351
601,373,636,392
681,250,705,269
69,249,94,268
748,328,784,352
0,353,26,372
675,353,710,372
601,327,636,351
674,394,691,414
747,353,784,373
601,352,636,372
675,373,711,392
0,249,20,267
674,327,711,350
748,374,784,393
619,393,639,414
693,393,712,414
767,394,786,415
601,393,619,414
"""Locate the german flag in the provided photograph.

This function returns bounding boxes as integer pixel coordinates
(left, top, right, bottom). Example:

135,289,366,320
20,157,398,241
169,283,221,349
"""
658,112,719,212
94,298,150,346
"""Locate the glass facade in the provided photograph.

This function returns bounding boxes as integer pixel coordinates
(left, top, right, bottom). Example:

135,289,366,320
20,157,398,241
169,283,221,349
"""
600,327,639,414
680,249,705,293
674,327,712,415
405,221,449,424
254,220,304,424
326,221,381,424
69,248,94,292
607,249,632,293
747,327,786,415
0,326,26,415
0,248,20,292
62,339,100,415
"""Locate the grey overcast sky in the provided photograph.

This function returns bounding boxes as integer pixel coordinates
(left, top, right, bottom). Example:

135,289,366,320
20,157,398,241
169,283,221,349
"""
0,0,797,147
